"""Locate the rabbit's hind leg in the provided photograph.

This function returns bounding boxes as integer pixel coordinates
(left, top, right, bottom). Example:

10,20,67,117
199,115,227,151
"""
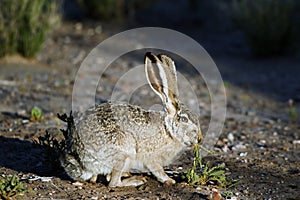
90,175,98,183
108,157,146,187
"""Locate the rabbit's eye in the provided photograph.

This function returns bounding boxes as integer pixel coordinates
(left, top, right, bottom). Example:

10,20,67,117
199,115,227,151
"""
178,114,189,123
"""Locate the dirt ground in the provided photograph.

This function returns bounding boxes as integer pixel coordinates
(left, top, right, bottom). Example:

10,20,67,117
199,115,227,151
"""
1,1,300,199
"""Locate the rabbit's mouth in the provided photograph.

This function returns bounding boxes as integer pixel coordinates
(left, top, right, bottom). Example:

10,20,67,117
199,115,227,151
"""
183,130,199,146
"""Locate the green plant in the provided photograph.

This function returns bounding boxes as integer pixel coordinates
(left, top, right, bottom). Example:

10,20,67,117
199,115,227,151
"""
77,0,155,20
0,0,60,58
232,0,300,57
222,191,234,198
182,144,238,188
30,107,42,121
0,174,30,200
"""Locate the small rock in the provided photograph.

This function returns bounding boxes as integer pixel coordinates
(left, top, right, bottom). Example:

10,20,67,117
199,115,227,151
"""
64,36,71,44
72,181,83,186
17,110,27,116
239,152,248,157
22,119,29,124
243,190,249,195
75,23,83,31
227,132,234,142
293,140,300,144
246,110,256,116
222,145,229,153
252,117,259,125
216,140,223,146
223,138,229,143
232,143,247,151
95,25,102,34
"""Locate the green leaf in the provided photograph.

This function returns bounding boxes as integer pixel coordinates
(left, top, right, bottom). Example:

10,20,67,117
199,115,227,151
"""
209,170,225,177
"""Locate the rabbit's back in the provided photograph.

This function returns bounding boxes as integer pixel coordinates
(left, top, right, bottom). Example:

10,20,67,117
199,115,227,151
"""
75,102,163,142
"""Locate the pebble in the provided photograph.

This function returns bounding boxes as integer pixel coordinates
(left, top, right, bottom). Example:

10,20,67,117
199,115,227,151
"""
227,132,234,142
292,140,300,144
75,23,83,31
28,176,53,182
95,25,102,34
231,143,247,151
243,190,249,195
222,145,229,153
252,117,259,124
260,139,266,144
216,140,223,146
64,36,71,44
17,109,27,116
246,110,256,116
239,152,248,157
72,181,83,186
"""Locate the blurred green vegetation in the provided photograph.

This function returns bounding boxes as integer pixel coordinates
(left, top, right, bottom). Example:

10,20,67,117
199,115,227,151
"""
77,0,155,20
78,0,124,20
0,0,61,58
232,0,300,57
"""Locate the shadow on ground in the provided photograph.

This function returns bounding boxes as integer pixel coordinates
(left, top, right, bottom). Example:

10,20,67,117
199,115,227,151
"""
0,136,66,178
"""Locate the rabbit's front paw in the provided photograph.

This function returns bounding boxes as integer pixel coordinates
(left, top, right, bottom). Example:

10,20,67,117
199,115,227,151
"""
122,176,147,186
164,178,176,186
109,176,147,187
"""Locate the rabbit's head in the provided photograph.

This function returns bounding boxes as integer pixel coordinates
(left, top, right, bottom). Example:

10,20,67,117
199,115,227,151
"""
145,52,203,146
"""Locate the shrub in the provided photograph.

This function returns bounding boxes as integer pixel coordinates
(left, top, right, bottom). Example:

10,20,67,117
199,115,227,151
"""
78,0,124,20
232,0,300,57
0,0,60,58
77,0,155,20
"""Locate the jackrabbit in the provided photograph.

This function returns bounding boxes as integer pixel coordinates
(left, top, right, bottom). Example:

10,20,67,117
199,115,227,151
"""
60,52,203,187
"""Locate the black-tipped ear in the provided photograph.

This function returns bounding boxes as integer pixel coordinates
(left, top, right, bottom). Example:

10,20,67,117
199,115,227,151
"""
144,52,158,63
145,52,165,100
145,52,179,116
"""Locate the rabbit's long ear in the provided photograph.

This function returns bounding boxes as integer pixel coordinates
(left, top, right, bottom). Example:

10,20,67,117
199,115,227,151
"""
145,52,179,116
